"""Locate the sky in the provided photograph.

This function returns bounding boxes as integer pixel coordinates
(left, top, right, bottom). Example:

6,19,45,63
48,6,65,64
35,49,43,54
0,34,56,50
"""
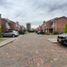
0,0,67,28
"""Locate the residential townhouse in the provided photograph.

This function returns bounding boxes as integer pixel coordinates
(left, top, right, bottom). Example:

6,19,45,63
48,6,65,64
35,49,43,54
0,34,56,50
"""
39,16,67,34
0,18,11,32
8,21,21,31
0,18,22,33
51,16,67,33
0,14,25,34
43,20,53,33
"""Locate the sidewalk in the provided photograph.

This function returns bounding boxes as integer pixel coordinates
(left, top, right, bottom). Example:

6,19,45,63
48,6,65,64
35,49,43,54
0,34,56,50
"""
0,38,16,47
48,38,57,43
47,35,58,43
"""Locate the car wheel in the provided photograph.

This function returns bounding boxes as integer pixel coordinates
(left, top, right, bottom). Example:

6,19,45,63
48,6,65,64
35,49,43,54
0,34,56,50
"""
57,38,60,43
63,41,67,45
12,34,15,37
37,33,39,35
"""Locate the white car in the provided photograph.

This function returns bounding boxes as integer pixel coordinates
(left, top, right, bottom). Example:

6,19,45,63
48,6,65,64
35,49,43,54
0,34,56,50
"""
2,30,19,37
57,33,67,45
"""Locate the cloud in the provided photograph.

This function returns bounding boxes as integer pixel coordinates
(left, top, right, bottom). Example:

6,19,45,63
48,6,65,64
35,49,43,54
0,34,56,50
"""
0,0,67,27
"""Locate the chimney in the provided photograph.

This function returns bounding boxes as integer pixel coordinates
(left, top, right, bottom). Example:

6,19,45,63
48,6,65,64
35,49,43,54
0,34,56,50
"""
16,22,19,25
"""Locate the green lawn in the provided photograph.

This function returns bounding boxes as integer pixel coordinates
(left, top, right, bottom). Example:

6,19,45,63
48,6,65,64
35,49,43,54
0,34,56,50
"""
0,38,5,42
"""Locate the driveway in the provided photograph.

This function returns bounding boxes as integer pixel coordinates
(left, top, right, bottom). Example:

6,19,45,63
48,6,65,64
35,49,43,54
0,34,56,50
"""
0,33,67,67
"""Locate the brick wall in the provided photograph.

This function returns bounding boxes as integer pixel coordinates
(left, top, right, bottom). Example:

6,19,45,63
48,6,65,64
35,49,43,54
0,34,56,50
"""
53,17,67,33
0,18,10,32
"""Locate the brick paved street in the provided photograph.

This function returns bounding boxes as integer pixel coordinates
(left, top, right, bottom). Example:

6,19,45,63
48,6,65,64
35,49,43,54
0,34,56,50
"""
0,33,67,67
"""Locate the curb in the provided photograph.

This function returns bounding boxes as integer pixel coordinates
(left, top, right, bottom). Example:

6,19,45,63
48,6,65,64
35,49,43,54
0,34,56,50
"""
0,38,16,47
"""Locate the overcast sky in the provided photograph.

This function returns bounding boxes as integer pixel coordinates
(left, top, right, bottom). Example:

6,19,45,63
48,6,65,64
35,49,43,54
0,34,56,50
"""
0,0,67,28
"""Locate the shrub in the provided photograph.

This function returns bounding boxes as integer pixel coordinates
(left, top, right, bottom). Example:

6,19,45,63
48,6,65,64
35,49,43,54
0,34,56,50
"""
64,24,67,33
53,32,59,35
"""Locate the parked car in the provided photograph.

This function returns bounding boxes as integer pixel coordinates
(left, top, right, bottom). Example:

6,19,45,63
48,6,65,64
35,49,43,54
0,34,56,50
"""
57,33,67,45
37,30,45,34
2,30,19,37
37,30,41,34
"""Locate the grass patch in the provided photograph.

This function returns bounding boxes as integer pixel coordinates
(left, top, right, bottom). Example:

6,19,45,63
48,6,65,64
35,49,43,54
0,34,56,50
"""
0,38,5,43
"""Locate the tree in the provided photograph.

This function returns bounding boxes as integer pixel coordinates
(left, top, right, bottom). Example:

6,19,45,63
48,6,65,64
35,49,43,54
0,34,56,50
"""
64,24,67,33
